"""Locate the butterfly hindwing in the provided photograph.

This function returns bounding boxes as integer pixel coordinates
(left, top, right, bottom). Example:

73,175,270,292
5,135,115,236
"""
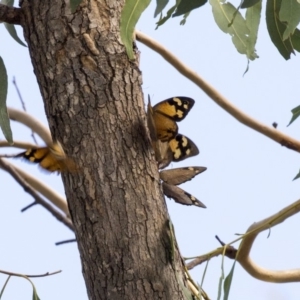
13,142,75,173
162,182,206,208
160,166,207,185
169,134,199,162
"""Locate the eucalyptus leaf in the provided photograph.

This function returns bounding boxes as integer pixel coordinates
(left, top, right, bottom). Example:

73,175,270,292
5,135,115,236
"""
291,28,300,51
0,57,13,144
121,0,151,59
156,4,177,27
293,169,300,181
241,0,260,8
4,23,27,47
32,289,41,300
223,261,236,300
154,0,169,17
288,104,300,126
210,0,252,58
70,0,83,13
245,0,261,60
266,0,294,60
173,0,207,17
279,0,300,40
0,0,14,6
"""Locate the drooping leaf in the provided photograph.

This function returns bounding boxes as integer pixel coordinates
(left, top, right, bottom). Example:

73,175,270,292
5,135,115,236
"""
0,57,13,144
293,169,300,181
288,104,300,126
32,289,41,300
4,23,27,47
241,0,260,8
210,0,252,58
120,0,151,59
154,0,169,17
266,0,294,60
223,261,236,300
279,0,300,40
0,276,11,299
245,0,261,60
291,28,300,51
156,3,177,27
0,0,14,6
70,0,83,13
173,0,207,17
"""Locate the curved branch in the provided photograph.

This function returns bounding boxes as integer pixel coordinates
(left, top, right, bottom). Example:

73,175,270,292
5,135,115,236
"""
8,108,52,146
0,4,21,25
0,159,69,216
237,199,300,282
0,268,61,278
135,31,300,153
0,158,73,231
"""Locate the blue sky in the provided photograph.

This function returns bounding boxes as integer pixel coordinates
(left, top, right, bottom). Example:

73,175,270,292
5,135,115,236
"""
1,1,300,299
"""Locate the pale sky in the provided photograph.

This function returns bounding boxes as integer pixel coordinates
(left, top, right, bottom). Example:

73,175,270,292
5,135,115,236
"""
1,2,300,300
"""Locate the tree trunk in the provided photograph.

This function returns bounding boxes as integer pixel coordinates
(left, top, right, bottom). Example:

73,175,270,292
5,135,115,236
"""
19,1,188,299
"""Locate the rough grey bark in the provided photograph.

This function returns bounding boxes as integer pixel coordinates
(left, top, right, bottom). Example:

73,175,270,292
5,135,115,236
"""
16,0,189,299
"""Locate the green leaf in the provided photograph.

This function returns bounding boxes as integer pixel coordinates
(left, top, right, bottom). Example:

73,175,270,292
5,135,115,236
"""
4,23,27,47
291,28,300,51
154,0,169,17
287,104,300,126
245,0,261,60
293,169,300,181
279,0,300,40
0,0,14,6
223,261,236,300
156,3,177,28
241,0,260,8
180,12,190,25
120,0,151,59
70,0,83,13
210,0,252,58
266,0,294,60
0,57,13,144
32,289,41,300
173,0,207,17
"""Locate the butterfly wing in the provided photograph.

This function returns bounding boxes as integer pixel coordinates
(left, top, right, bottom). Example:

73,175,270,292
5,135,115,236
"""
162,182,206,208
153,97,195,122
169,134,199,162
160,166,207,185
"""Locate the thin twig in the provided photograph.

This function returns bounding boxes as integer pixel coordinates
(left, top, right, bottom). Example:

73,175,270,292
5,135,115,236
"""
0,140,37,149
21,201,38,212
135,30,300,153
55,239,77,246
0,159,69,216
12,77,38,145
0,269,61,278
0,158,74,232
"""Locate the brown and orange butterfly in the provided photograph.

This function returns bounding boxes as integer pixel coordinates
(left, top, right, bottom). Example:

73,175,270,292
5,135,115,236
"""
1,142,76,173
148,96,195,142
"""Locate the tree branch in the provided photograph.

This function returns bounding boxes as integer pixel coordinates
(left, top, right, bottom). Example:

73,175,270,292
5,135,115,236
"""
187,199,300,283
135,30,300,153
0,159,70,216
0,140,37,149
0,4,21,25
237,199,300,282
8,107,52,146
0,158,73,231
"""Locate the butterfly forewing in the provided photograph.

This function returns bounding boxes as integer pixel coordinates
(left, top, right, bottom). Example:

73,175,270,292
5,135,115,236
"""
169,134,199,162
160,166,207,185
153,97,195,122
162,182,206,208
